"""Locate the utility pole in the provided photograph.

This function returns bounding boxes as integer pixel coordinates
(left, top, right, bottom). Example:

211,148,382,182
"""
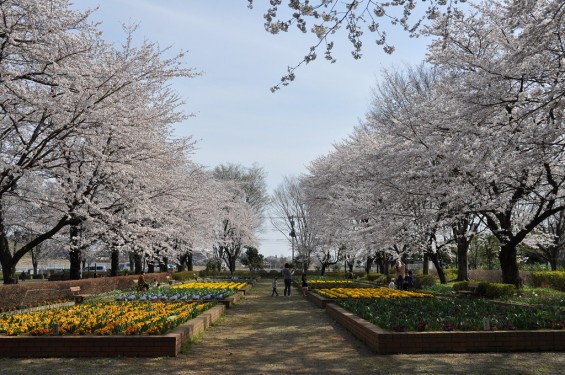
289,215,296,264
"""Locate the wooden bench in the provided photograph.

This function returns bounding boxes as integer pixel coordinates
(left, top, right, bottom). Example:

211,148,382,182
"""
457,282,479,296
70,286,92,303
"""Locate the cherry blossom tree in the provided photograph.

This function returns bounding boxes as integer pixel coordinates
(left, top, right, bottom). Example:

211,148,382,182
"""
422,0,565,285
270,175,319,269
212,164,268,274
0,0,199,283
248,0,469,91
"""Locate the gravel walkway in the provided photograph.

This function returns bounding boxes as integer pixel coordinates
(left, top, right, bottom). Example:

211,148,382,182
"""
1,279,564,374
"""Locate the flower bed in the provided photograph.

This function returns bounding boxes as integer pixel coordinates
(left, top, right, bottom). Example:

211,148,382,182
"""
0,301,214,336
113,281,248,302
325,303,565,354
306,284,565,353
315,287,432,299
0,304,225,357
171,281,247,295
337,298,564,332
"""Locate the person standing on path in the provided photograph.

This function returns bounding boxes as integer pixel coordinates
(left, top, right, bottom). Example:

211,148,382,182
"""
271,276,279,296
282,263,293,297
395,259,405,290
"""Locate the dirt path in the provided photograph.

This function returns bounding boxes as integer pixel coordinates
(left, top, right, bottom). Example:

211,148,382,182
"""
1,279,564,374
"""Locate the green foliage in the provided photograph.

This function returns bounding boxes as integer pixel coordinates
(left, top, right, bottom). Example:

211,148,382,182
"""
257,269,280,278
47,271,71,281
366,273,386,282
514,287,565,307
453,281,516,298
422,283,453,294
171,271,199,281
415,274,437,288
337,298,563,332
205,258,222,272
452,281,471,292
240,247,264,270
480,283,516,298
531,271,565,292
193,269,253,281
443,268,459,282
324,271,361,279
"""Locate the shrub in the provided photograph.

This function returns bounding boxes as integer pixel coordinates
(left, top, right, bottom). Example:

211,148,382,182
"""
531,271,565,292
171,271,199,282
443,268,459,282
366,273,386,282
452,281,471,292
479,282,516,298
454,281,516,298
47,271,71,281
415,274,437,289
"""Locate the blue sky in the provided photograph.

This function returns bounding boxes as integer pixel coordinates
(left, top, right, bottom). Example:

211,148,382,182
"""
70,0,428,257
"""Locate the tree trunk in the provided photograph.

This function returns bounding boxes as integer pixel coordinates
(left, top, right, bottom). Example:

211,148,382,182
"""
346,260,354,273
128,251,135,271
456,240,470,281
31,244,41,276
320,263,327,276
365,256,374,275
499,242,522,287
374,253,389,275
423,253,429,275
0,233,16,284
133,253,143,274
110,249,119,276
69,224,81,280
228,254,236,275
186,251,193,271
0,205,73,284
428,252,446,284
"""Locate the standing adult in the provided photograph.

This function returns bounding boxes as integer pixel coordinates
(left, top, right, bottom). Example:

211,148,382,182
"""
282,263,293,297
395,259,405,290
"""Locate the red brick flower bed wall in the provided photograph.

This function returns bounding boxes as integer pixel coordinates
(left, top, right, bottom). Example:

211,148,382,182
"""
325,303,565,354
0,274,172,311
0,304,225,358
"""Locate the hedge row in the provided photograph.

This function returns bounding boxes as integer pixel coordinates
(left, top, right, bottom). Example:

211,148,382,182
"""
530,271,565,292
453,281,516,298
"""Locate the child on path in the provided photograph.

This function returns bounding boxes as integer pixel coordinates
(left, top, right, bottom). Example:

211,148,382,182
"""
388,278,395,289
271,276,279,296
301,272,308,296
